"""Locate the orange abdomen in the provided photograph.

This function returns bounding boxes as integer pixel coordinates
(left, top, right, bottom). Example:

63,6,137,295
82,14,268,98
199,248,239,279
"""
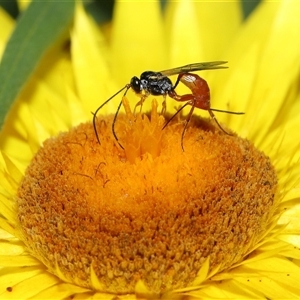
179,73,211,110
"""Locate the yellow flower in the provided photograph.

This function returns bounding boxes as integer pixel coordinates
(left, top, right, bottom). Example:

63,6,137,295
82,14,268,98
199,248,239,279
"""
1,1,300,299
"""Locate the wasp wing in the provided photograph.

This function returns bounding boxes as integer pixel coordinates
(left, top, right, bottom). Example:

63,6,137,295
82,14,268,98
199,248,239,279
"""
159,61,228,77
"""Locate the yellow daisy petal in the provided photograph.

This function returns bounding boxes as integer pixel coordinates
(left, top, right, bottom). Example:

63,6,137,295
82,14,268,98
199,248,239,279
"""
194,0,242,59
30,283,90,300
209,0,281,123
1,273,62,299
211,0,300,141
166,0,205,66
111,0,166,84
0,231,23,255
0,52,74,163
0,267,41,294
1,151,23,189
71,3,112,113
166,0,242,65
246,1,300,143
1,255,40,268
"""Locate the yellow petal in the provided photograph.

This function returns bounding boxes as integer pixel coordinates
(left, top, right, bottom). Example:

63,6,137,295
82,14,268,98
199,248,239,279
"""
111,0,166,84
71,3,113,114
195,0,242,59
30,283,89,300
66,84,89,125
0,236,24,256
0,272,60,299
212,0,300,143
0,49,74,161
235,257,300,298
0,255,40,267
165,0,241,63
0,193,15,225
1,151,23,186
247,1,300,143
166,0,205,66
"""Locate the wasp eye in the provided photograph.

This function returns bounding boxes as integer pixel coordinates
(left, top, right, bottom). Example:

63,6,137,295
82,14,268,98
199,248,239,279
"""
130,76,142,93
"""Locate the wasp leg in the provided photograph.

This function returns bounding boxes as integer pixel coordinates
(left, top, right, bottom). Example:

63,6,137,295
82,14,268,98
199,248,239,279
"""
133,94,148,115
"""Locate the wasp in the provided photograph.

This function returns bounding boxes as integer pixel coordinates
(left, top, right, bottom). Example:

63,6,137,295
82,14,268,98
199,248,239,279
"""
93,61,244,150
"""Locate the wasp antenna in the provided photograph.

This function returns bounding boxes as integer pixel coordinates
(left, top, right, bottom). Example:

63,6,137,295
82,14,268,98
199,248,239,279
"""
111,85,131,150
112,100,124,149
162,102,189,130
210,108,244,115
93,84,130,144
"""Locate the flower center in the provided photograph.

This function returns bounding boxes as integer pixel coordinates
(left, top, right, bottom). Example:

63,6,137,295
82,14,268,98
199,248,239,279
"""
16,99,277,294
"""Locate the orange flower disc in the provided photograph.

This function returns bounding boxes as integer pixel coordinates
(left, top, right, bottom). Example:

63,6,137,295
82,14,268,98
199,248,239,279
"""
16,100,277,294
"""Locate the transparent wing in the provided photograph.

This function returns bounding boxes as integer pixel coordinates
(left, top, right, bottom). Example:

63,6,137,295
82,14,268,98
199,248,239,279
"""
159,61,228,77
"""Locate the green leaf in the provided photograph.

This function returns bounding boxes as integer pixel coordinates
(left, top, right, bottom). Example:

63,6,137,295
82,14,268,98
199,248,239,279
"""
0,0,75,129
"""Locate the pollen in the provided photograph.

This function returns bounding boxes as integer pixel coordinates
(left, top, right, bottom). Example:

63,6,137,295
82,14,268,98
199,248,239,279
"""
16,98,277,294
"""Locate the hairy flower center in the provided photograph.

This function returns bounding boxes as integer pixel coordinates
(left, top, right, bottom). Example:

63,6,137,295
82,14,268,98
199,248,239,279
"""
16,99,277,294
